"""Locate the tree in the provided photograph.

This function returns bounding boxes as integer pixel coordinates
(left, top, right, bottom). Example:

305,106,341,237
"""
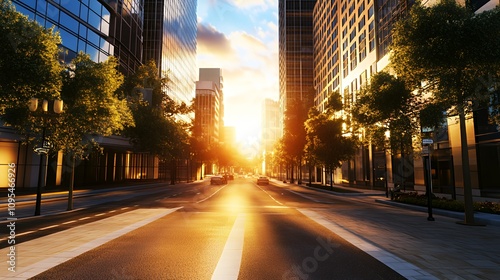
53,53,133,210
352,72,418,187
282,99,309,183
123,60,191,184
305,92,357,189
390,0,500,224
0,0,62,136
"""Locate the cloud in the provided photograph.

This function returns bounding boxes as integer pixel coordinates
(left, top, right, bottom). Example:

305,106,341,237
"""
197,23,233,55
196,2,279,141
230,0,278,10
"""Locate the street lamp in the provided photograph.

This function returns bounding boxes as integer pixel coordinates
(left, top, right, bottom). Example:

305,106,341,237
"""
29,98,63,216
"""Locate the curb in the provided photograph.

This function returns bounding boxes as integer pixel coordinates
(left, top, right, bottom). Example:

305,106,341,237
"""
375,199,500,227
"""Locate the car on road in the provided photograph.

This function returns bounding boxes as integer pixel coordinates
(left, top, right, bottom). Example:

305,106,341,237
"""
210,176,226,185
256,176,269,185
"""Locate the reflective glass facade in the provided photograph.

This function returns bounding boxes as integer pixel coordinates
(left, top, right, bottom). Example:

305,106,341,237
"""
279,0,317,128
143,0,197,108
376,0,414,58
12,0,143,75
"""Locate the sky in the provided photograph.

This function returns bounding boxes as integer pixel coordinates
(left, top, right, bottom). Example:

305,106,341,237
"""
196,0,279,147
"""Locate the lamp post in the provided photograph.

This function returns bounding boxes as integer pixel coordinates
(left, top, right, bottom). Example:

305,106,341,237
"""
29,98,63,216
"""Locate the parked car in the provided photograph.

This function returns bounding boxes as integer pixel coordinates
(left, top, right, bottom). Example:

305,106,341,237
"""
256,176,269,185
223,173,234,181
210,176,226,185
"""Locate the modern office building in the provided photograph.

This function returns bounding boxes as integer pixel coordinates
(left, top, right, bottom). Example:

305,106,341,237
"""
143,0,197,108
278,0,317,135
312,0,500,198
11,0,144,74
2,0,199,188
312,0,415,189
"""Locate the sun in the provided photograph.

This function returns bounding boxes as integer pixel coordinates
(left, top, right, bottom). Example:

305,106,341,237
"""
229,120,261,158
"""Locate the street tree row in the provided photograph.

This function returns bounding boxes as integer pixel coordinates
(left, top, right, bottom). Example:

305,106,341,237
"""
272,1,500,225
0,1,203,191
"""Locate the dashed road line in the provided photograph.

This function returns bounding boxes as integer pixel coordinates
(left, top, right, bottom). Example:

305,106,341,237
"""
17,230,36,237
39,225,59,231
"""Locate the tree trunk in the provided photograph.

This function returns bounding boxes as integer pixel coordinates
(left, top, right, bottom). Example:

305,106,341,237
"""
308,163,312,186
170,159,176,185
67,154,75,211
458,107,475,224
330,167,334,190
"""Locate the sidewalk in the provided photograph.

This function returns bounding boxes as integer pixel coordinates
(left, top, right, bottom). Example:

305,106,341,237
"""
305,181,500,226
274,179,500,279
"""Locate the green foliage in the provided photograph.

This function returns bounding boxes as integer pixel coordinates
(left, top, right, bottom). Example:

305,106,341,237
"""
391,0,500,118
352,72,416,155
279,99,310,168
53,53,133,158
0,0,62,134
394,192,500,215
123,60,190,160
305,92,357,173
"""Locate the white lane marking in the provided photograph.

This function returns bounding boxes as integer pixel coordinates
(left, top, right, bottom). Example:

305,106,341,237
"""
78,217,91,221
288,190,332,203
196,185,228,203
255,184,284,206
62,220,77,225
298,209,438,280
39,225,59,231
17,230,36,237
211,214,246,280
4,207,182,279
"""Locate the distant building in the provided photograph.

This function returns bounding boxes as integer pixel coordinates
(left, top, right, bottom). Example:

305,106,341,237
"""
199,68,225,132
222,126,236,147
261,99,280,176
194,81,222,145
261,99,280,154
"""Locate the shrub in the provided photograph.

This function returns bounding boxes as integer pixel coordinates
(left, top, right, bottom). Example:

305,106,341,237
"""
394,193,500,215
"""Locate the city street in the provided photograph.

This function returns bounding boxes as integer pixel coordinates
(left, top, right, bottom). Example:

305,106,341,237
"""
1,178,500,279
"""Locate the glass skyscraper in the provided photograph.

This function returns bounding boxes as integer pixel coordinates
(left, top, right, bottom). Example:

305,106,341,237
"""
11,0,144,75
278,0,317,134
143,0,197,108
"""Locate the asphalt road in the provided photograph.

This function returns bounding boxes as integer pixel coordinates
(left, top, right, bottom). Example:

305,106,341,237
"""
24,178,405,280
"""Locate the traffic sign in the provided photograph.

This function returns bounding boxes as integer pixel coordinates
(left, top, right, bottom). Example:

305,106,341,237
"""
421,146,430,156
422,139,433,145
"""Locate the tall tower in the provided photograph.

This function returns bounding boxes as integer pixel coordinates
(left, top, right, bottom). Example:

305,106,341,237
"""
143,0,197,109
11,0,144,75
278,0,317,135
